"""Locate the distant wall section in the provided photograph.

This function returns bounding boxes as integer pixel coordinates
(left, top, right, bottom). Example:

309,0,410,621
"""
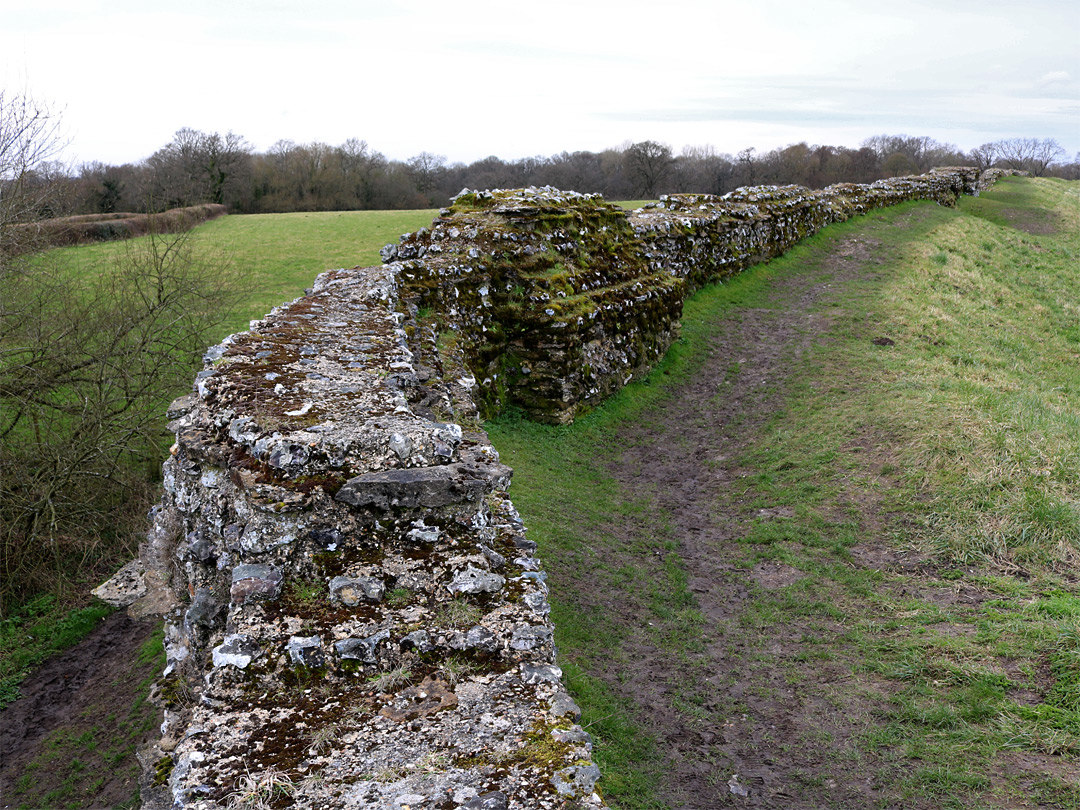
385,167,1012,422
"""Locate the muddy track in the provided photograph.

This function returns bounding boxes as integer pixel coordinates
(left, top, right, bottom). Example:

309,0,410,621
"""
591,226,921,809
0,612,161,809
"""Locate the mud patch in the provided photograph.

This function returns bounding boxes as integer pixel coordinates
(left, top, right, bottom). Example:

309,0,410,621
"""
0,611,162,809
573,222,943,808
750,562,805,589
999,207,1060,235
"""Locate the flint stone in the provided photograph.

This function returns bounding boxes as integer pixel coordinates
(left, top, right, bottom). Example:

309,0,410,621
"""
211,634,261,669
552,764,601,798
185,588,222,628
448,566,505,596
462,792,508,810
517,570,547,586
511,535,537,553
521,663,562,684
335,462,511,511
478,544,505,570
166,393,198,420
400,630,432,652
450,625,497,653
378,676,458,722
177,425,227,464
335,629,390,663
188,535,216,563
388,432,413,459
222,523,244,549
552,728,592,747
407,525,440,544
92,559,146,608
329,575,385,605
523,591,550,615
286,635,325,668
308,527,342,550
510,624,553,650
550,692,582,721
230,565,283,604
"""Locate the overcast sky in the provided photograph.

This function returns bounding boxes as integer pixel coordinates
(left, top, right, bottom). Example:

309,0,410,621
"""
3,0,1078,168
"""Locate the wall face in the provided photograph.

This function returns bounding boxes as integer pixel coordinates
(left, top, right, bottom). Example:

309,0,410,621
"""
384,187,684,424
110,169,1011,809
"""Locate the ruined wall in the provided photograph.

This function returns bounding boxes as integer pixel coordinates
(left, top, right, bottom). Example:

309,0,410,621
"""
102,168,1012,809
385,167,1010,422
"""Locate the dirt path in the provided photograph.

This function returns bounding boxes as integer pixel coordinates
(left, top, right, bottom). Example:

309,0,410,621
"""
593,228,918,808
0,611,161,809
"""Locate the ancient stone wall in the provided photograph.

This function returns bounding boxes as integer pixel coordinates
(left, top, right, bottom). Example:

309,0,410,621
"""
101,168,1012,809
385,167,1009,423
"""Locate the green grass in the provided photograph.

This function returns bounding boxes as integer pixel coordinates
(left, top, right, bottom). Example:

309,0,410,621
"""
48,208,438,338
489,178,1080,808
0,596,114,709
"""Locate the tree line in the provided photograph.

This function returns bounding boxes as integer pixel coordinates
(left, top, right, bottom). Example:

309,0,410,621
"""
28,130,1080,218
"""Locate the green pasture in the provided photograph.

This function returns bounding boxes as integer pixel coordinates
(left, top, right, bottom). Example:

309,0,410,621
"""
47,208,439,339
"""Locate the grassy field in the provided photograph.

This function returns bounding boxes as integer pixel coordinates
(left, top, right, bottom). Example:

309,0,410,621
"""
488,177,1079,808
46,208,440,338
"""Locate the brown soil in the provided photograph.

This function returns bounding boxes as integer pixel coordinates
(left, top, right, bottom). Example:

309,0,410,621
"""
0,612,161,810
560,215,945,809
998,207,1060,235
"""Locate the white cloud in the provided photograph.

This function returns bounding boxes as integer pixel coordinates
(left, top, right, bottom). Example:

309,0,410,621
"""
4,0,1078,164
1037,71,1072,86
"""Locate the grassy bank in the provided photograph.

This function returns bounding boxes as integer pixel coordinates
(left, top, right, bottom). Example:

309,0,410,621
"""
488,177,1079,808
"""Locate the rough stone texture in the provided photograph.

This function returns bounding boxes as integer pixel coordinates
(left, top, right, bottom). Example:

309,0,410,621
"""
91,558,147,607
127,265,603,809
107,169,1012,809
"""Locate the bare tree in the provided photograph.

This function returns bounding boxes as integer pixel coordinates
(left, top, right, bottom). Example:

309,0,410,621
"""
676,145,734,195
337,138,386,207
993,138,1066,176
736,147,757,186
1,93,238,608
408,152,447,194
969,143,998,171
861,134,962,172
0,89,69,254
625,140,674,198
147,127,251,208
